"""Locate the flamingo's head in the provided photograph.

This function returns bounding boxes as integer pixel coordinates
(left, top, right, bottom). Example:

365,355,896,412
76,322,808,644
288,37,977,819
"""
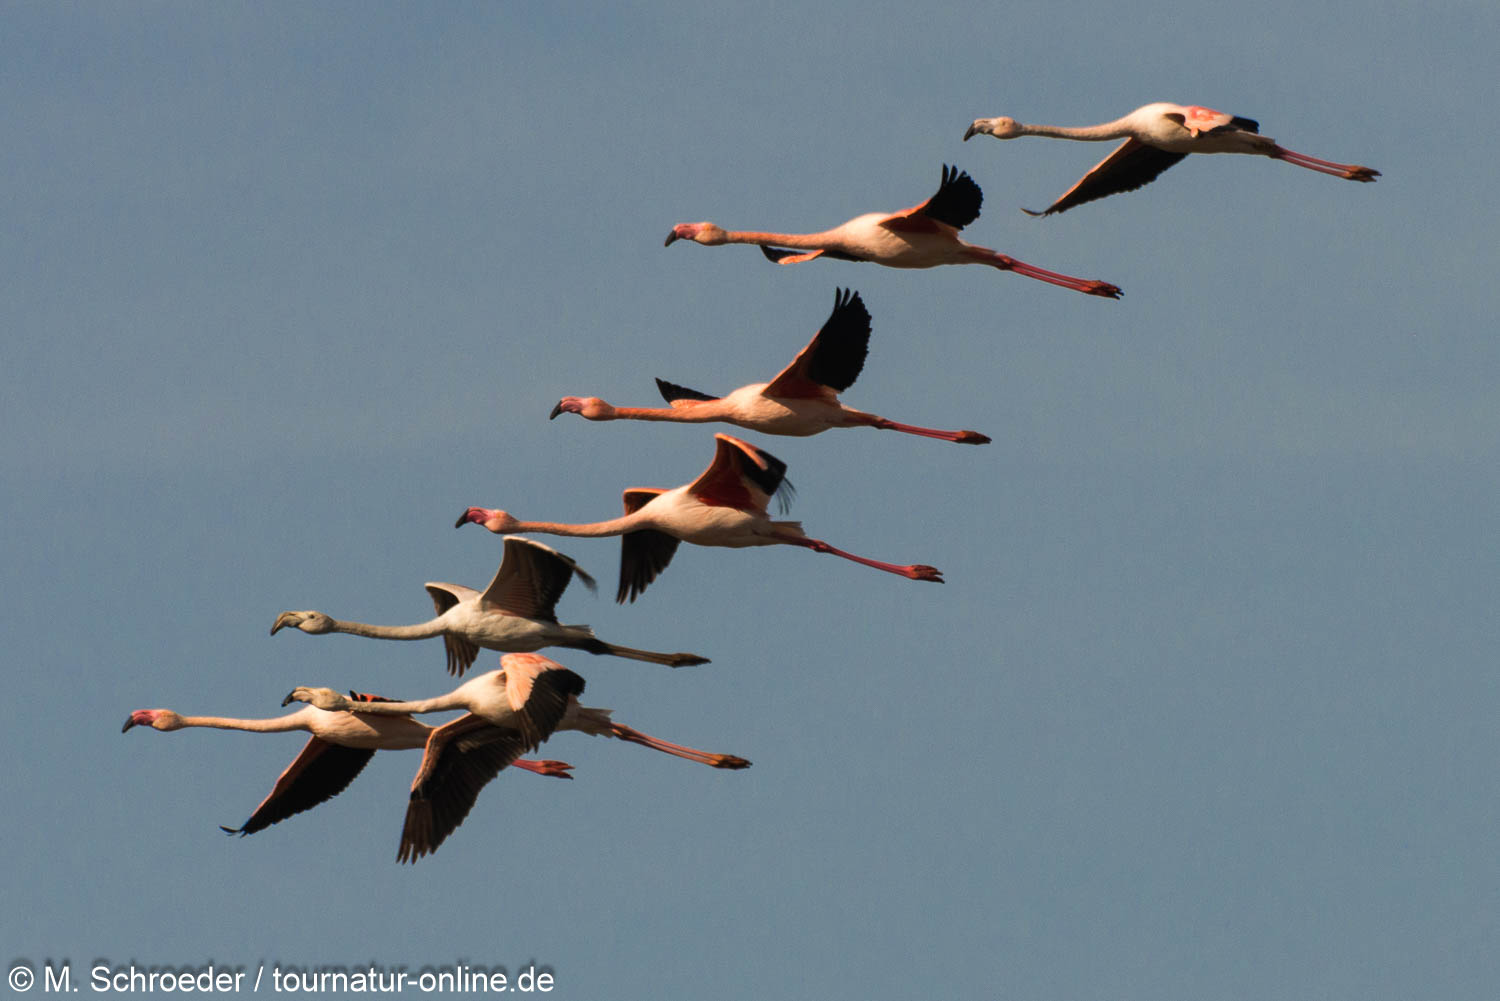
122,708,184,733
281,686,350,711
664,222,727,247
455,506,520,534
964,117,1020,141
549,396,611,420
270,610,334,636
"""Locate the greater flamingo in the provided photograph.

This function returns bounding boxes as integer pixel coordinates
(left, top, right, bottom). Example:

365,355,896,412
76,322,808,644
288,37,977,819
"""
271,535,707,672
285,653,750,861
963,103,1380,216
122,695,572,837
551,289,991,445
664,165,1120,299
456,433,944,603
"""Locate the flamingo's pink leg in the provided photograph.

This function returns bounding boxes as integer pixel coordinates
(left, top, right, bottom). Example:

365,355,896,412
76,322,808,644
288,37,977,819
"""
871,419,991,444
779,535,944,582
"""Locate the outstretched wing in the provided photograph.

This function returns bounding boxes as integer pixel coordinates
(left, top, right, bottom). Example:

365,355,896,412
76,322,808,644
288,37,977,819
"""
398,661,584,862
220,737,376,836
1026,138,1188,217
687,434,792,514
612,486,678,603
760,245,865,265
425,583,482,677
623,487,665,516
398,717,532,863
1218,115,1259,133
1170,104,1252,136
765,288,871,398
618,529,680,603
497,653,587,750
478,536,597,623
655,378,720,406
348,692,401,703
617,487,680,603
884,165,982,232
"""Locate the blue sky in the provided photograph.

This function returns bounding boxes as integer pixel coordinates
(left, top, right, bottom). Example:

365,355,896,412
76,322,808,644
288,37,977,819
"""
4,3,1498,999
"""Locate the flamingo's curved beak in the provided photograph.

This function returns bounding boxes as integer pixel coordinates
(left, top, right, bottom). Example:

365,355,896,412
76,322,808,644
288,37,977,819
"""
549,401,565,419
663,230,680,247
963,123,978,141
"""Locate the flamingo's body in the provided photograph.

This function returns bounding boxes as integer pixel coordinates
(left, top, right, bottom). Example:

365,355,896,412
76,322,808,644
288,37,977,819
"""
964,102,1380,216
457,433,944,603
271,536,707,673
121,696,571,837
551,289,990,445
285,654,749,861
664,165,1120,299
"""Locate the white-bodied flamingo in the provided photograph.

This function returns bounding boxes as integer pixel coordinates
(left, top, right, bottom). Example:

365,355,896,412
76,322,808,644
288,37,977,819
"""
551,289,990,445
664,165,1120,298
964,103,1379,216
456,433,944,603
271,535,707,672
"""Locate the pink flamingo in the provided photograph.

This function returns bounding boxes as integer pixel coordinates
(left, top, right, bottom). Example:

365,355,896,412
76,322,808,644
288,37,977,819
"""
457,433,944,603
964,103,1379,216
285,653,750,861
122,694,572,837
551,289,990,445
271,535,707,673
664,165,1120,298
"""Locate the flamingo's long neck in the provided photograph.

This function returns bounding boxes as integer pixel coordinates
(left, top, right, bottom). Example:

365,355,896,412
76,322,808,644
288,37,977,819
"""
722,229,830,249
507,514,644,539
179,715,306,734
608,405,722,424
338,692,469,716
331,617,446,641
1018,118,1134,141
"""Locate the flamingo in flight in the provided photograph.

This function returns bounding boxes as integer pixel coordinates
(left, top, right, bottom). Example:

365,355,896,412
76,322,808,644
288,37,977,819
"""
664,165,1120,299
271,536,707,673
122,694,573,837
551,289,991,445
963,103,1380,216
456,433,944,603
286,653,750,862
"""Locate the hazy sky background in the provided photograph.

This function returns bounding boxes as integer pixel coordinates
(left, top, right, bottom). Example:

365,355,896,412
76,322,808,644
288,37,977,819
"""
4,3,1497,999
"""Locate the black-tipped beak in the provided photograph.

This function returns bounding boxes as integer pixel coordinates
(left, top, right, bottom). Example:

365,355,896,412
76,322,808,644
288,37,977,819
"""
121,716,137,733
549,401,564,420
455,510,470,529
663,231,679,247
281,691,296,707
963,124,978,141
